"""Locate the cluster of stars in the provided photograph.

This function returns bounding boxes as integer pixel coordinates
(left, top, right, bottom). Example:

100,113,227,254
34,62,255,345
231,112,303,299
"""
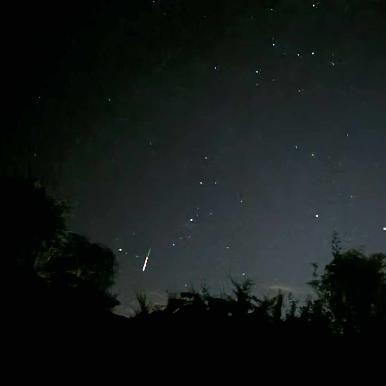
108,1,385,284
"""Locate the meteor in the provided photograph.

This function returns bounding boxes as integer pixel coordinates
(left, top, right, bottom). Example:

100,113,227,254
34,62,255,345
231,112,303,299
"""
142,248,152,272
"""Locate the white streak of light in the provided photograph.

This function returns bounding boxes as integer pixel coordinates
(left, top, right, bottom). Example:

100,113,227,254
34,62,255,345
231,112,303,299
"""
142,248,152,272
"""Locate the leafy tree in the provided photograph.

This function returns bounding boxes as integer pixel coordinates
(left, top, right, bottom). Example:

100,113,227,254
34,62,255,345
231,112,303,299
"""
4,176,66,272
6,177,119,313
309,248,386,335
36,232,119,310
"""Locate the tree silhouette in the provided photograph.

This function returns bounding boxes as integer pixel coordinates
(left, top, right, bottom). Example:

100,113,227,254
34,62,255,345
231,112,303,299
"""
6,177,119,319
6,176,386,338
36,232,119,310
309,248,386,335
4,176,66,272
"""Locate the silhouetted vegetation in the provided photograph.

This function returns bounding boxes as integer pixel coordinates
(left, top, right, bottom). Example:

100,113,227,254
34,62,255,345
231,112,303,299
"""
6,176,386,340
6,176,120,330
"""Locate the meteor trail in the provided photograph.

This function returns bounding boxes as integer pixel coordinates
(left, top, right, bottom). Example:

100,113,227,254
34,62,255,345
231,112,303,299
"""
142,248,151,272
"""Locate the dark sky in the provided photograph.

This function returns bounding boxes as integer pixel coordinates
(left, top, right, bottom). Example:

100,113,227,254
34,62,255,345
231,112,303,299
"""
8,0,386,314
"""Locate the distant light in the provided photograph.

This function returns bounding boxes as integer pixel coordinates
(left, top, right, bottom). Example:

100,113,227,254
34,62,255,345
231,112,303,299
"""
118,248,123,252
214,180,218,185
172,242,176,247
295,145,299,149
383,227,386,232
314,214,319,219
189,218,194,222
242,272,246,276
199,181,203,185
226,245,231,249
240,199,244,204
311,51,315,55
204,156,208,160
272,43,276,47
311,153,316,158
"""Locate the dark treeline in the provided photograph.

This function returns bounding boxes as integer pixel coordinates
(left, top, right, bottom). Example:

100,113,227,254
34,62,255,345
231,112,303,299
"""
6,177,386,342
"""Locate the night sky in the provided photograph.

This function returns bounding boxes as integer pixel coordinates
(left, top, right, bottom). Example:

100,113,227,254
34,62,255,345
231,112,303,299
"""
8,0,386,314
